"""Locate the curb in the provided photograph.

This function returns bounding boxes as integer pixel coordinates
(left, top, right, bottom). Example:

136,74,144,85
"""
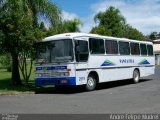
0,92,35,96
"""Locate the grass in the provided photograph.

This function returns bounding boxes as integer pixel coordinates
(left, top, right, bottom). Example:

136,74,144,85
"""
0,68,55,95
0,69,35,94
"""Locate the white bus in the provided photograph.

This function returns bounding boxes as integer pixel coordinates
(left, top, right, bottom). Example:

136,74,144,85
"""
35,33,155,91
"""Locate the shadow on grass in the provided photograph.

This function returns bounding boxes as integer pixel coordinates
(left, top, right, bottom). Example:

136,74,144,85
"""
0,78,35,92
35,79,152,94
0,79,56,94
0,70,55,94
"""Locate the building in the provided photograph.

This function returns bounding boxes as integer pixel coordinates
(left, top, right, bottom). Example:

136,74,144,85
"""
153,39,160,65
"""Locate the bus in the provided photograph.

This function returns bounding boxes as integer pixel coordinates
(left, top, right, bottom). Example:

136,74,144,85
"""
35,33,155,91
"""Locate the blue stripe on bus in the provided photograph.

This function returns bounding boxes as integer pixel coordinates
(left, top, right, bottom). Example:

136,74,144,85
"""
36,66,67,71
35,77,76,86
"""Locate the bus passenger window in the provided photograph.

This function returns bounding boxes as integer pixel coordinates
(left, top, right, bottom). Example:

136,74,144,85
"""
105,40,118,54
130,43,140,55
89,38,105,54
140,44,147,55
119,41,130,55
147,45,153,56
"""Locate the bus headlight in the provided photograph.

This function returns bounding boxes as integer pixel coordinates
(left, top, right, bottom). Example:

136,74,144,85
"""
36,73,42,77
36,73,50,77
51,72,70,77
64,72,69,76
59,72,70,77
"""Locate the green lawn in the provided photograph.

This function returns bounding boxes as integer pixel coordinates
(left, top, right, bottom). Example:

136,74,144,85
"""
0,67,55,94
0,69,35,94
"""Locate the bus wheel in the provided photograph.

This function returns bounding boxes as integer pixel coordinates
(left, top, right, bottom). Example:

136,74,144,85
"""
86,74,97,91
133,69,140,83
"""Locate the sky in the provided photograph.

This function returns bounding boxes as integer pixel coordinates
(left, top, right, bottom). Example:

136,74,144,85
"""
52,0,160,35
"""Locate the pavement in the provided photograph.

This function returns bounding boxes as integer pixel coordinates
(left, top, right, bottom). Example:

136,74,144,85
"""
0,67,160,114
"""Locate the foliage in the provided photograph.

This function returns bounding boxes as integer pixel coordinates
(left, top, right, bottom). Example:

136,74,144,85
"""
0,54,11,71
90,6,145,40
25,0,61,27
62,19,82,32
91,6,126,37
0,30,5,54
47,18,82,35
91,25,112,36
0,0,61,85
148,32,160,40
0,0,33,85
124,25,145,40
149,33,156,40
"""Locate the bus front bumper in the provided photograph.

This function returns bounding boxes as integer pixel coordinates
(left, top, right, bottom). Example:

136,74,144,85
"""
35,77,76,86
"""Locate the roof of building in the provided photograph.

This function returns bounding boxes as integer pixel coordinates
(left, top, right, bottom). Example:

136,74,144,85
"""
153,39,160,42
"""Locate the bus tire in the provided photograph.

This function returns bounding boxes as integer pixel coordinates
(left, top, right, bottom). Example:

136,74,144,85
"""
133,69,140,83
86,74,97,91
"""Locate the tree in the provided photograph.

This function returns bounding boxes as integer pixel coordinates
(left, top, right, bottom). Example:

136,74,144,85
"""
91,6,144,40
148,32,160,40
26,0,61,28
47,18,82,35
62,19,82,32
90,26,112,36
0,0,61,85
0,30,5,54
0,0,33,85
124,24,145,40
91,6,126,37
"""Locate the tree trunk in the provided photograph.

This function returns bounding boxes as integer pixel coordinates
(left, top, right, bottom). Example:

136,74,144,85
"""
11,51,22,85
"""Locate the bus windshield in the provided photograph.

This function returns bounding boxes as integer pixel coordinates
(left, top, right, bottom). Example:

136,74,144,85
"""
36,39,73,63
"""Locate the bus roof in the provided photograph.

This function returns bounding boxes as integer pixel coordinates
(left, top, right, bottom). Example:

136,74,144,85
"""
43,32,153,45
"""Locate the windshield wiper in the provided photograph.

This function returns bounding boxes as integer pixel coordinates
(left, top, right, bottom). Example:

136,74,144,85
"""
54,57,72,62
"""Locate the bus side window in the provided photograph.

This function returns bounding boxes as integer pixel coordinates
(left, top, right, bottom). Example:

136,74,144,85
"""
105,40,118,54
140,44,147,55
89,38,105,54
75,40,89,62
130,42,140,55
119,41,130,55
147,45,153,56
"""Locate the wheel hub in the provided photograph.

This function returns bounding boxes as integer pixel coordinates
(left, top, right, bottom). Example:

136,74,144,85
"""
88,77,94,87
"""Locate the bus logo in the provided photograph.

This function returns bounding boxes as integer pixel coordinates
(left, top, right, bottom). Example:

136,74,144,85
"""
43,67,47,72
139,59,150,65
120,59,134,63
101,59,115,66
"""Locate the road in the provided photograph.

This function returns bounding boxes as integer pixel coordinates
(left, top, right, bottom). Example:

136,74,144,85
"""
0,67,160,113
